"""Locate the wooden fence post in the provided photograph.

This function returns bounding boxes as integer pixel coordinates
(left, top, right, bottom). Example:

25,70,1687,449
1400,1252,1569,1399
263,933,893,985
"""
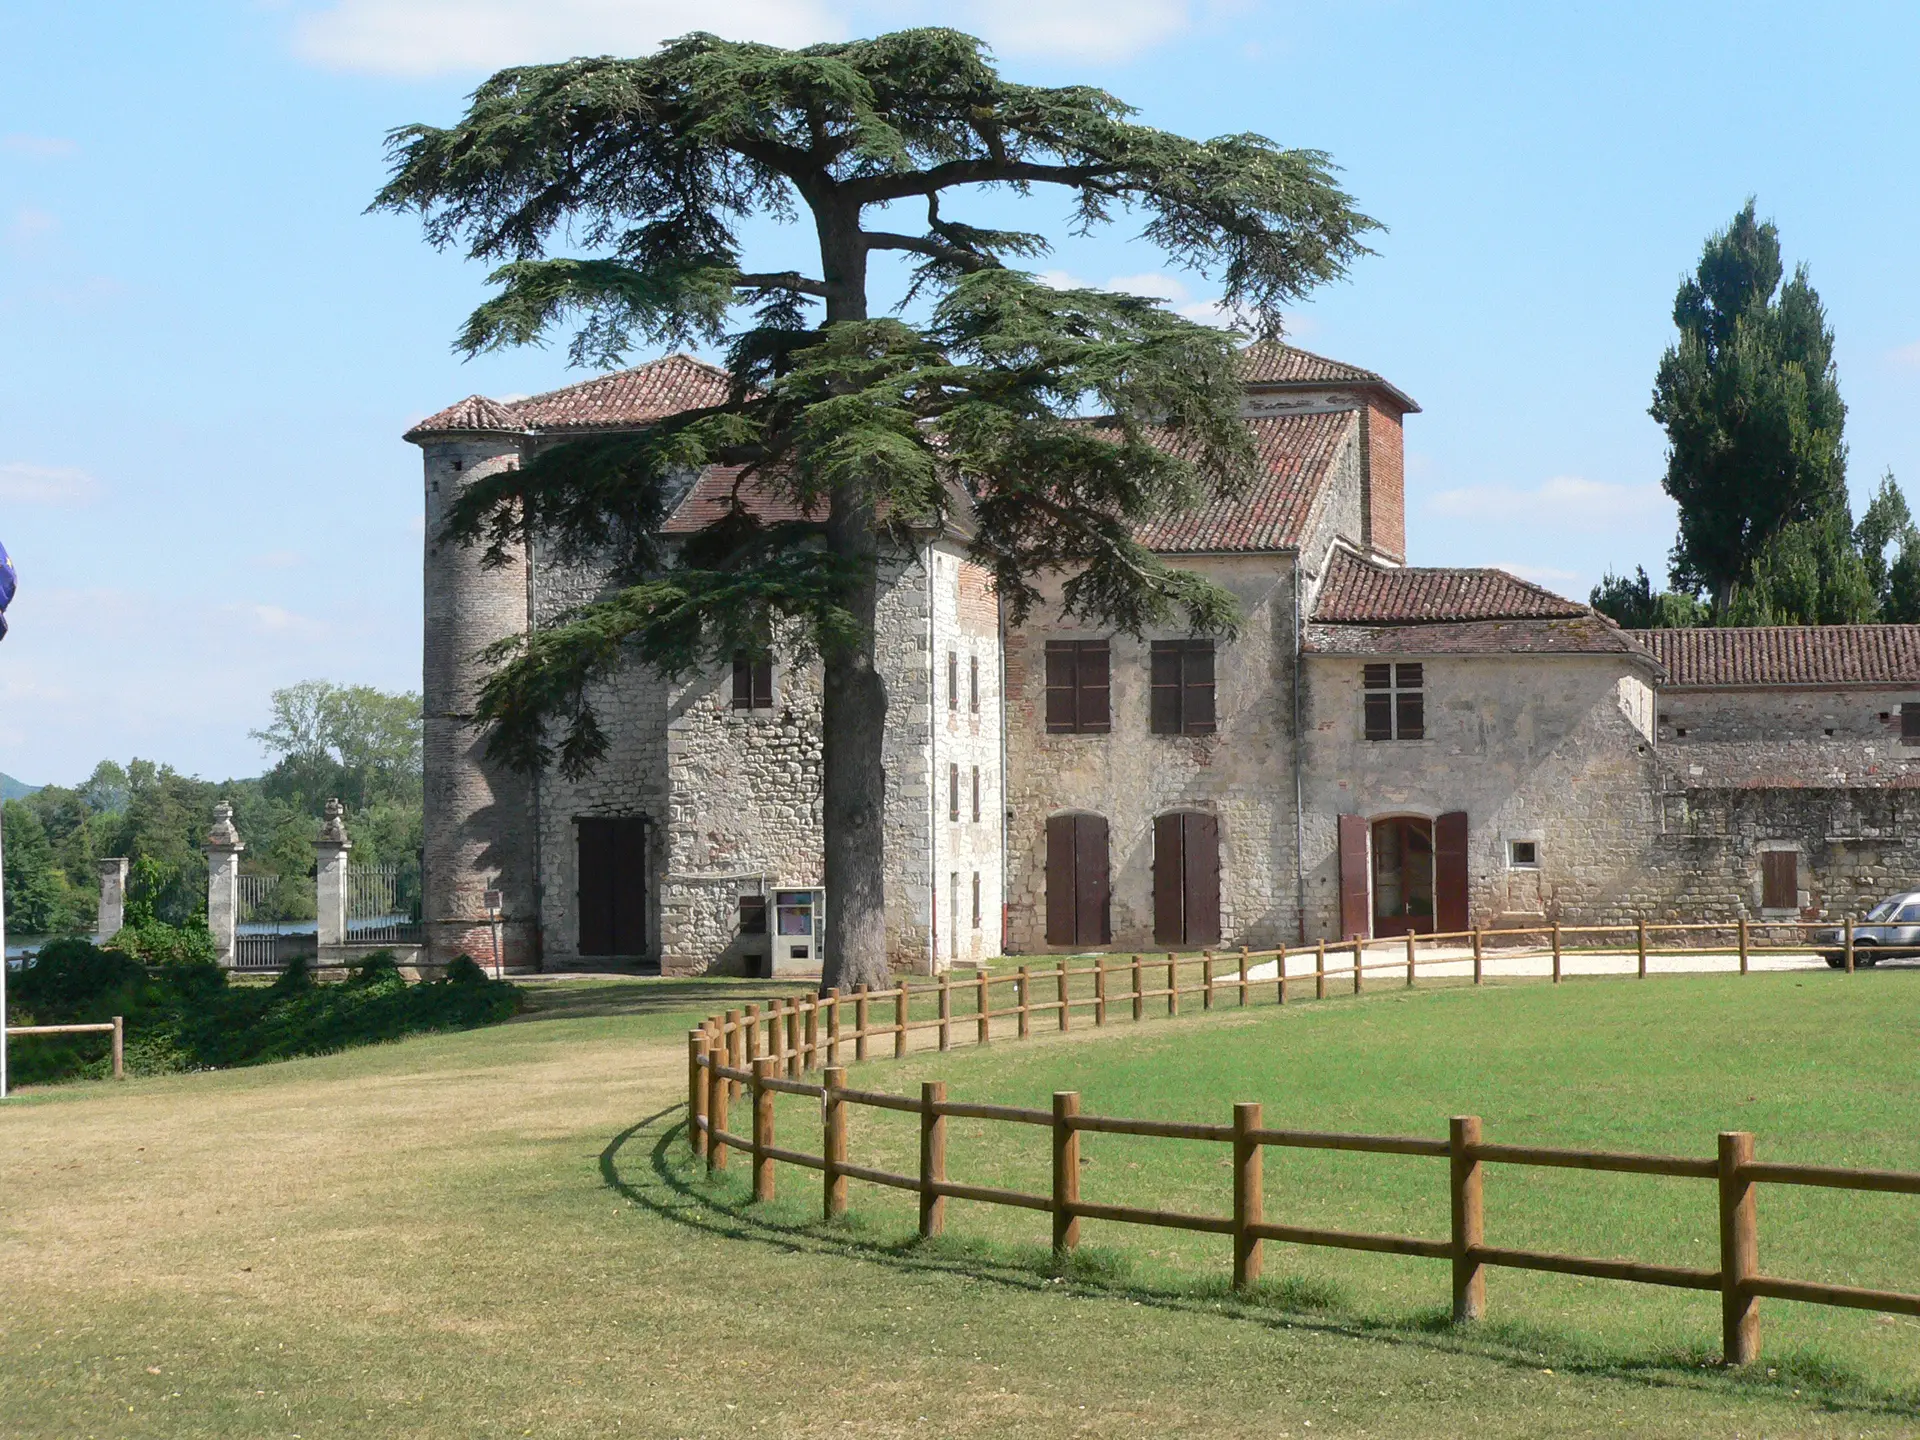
1450,1115,1484,1322
1636,919,1648,979
1353,939,1364,995
826,989,842,1067
921,1081,948,1239
1737,919,1749,976
824,1066,848,1221
1276,946,1287,1006
895,983,910,1059
751,1057,776,1203
1095,957,1108,1026
1052,1091,1081,1253
688,1030,707,1157
1167,953,1179,1016
1845,917,1855,974
724,1010,743,1101
1202,950,1214,1010
1239,946,1250,1007
744,1003,761,1076
707,1038,730,1174
1551,923,1562,984
1472,929,1483,985
1233,1101,1263,1291
1718,1131,1760,1365
111,1015,124,1081
938,975,952,1051
787,1003,803,1078
1057,959,1071,1033
1406,931,1417,988
1018,966,1032,1039
854,986,870,1062
1315,939,1326,1000
977,969,991,1045
1131,955,1145,1022
804,996,819,1070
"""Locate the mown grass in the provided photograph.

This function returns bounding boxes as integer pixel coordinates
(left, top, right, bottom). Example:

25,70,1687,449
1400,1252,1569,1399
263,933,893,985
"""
3,969,1918,1438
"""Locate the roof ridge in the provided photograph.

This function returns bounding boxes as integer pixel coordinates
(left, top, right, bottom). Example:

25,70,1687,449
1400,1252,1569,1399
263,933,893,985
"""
503,352,730,414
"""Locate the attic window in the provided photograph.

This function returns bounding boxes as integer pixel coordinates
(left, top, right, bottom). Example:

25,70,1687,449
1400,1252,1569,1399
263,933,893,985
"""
1363,663,1424,741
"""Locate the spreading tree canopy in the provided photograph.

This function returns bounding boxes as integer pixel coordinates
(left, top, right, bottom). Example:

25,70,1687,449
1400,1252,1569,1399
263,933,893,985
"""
375,28,1375,988
1652,200,1847,613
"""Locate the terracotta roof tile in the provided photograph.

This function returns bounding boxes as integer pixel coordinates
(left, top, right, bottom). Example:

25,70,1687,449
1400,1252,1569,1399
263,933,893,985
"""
660,466,819,535
1238,341,1383,386
1312,548,1588,624
1629,626,1920,688
1132,410,1356,554
506,353,732,431
403,394,521,439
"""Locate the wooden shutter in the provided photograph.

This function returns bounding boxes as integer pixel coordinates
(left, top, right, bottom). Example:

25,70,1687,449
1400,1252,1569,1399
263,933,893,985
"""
1077,644,1110,733
1184,644,1216,734
732,658,753,710
1046,815,1077,943
579,817,646,956
949,763,960,822
753,660,772,709
1150,643,1181,734
971,766,981,823
1435,810,1469,933
1045,644,1077,732
970,655,979,712
1338,813,1371,940
1152,812,1184,945
1076,813,1111,944
1762,851,1797,910
1183,813,1221,945
948,651,959,711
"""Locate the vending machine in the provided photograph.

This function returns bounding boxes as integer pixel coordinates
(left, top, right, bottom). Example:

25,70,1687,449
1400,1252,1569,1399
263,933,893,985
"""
771,888,826,974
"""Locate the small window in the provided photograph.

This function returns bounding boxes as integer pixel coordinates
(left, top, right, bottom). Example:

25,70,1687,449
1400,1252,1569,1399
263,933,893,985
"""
1675,727,1688,737
1902,704,1920,743
971,872,982,929
1045,641,1111,734
948,651,959,712
1150,640,1217,736
1363,662,1424,741
1508,840,1539,868
969,654,980,713
731,656,773,710
1761,851,1797,910
1823,727,1835,738
971,765,981,823
737,894,768,935
949,763,960,822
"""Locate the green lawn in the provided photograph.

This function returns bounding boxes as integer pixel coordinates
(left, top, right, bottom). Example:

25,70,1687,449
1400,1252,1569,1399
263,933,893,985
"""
3,970,1918,1437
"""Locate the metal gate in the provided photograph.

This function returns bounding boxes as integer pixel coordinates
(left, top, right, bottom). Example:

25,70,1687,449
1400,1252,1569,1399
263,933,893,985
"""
347,862,422,945
235,872,313,971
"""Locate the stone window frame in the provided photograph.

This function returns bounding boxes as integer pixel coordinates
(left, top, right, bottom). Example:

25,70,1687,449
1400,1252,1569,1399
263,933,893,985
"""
1505,835,1543,870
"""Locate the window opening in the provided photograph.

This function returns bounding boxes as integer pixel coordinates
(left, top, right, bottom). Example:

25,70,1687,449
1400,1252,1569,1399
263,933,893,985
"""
1371,816,1434,936
948,651,959,711
971,765,981,823
970,655,980,713
1508,840,1539,868
949,763,960,822
1045,641,1111,733
731,656,773,710
1902,703,1920,743
737,894,768,935
1363,663,1423,741
1150,640,1217,735
971,872,981,929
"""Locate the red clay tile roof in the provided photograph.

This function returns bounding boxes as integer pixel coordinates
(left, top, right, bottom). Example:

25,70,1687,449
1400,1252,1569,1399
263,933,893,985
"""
405,354,733,439
1630,626,1920,687
660,466,820,535
1313,548,1589,624
1305,615,1649,658
403,394,522,439
1237,341,1419,413
1132,410,1357,554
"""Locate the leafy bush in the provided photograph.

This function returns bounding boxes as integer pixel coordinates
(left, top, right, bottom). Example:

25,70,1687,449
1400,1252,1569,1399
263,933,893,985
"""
443,954,489,985
3,938,522,1085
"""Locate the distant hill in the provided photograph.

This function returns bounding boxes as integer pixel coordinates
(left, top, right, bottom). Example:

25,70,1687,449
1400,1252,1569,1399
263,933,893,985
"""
1,773,40,802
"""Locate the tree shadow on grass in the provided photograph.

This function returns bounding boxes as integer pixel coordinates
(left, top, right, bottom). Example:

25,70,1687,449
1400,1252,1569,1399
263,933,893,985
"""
598,1110,1920,1425
510,977,816,1025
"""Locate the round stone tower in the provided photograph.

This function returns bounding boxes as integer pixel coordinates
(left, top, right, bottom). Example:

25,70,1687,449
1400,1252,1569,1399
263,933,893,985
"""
407,398,540,970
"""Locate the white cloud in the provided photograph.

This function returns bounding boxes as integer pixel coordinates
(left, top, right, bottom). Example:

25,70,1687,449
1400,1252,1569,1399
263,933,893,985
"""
1426,475,1670,528
0,134,77,159
0,462,100,506
294,0,843,77
293,0,1198,76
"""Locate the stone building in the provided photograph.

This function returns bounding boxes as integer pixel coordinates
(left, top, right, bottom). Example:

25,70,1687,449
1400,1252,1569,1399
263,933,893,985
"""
408,345,1920,973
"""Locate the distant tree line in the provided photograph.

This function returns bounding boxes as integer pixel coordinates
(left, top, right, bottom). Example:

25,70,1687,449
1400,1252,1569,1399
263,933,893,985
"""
3,682,422,937
1593,200,1920,630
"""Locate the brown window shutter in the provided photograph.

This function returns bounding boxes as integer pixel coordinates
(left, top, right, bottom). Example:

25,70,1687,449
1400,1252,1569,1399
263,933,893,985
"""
1045,643,1077,732
1435,811,1469,933
1762,851,1797,910
1363,692,1393,740
1903,704,1920,742
1150,642,1181,734
970,655,980,712
732,657,753,709
949,651,959,710
1184,642,1216,734
753,659,772,709
950,763,960,822
1183,812,1221,946
1076,813,1111,944
1397,690,1425,740
971,766,981,823
1045,815,1077,943
1152,812,1184,945
1338,813,1371,939
1077,643,1111,732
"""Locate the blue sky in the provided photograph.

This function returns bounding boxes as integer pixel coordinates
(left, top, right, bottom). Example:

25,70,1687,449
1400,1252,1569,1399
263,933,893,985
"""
4,0,1919,787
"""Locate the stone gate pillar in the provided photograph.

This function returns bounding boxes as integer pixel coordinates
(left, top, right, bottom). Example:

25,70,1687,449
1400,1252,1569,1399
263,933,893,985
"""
314,799,352,951
96,857,129,940
203,804,243,968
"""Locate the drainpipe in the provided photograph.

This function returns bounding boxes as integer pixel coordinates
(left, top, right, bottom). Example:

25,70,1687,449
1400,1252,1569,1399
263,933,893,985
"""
998,587,1009,957
525,529,545,969
927,544,938,976
1293,556,1307,943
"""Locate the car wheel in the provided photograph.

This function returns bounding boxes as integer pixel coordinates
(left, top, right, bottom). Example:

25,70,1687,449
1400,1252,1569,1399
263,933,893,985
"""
1825,952,1847,969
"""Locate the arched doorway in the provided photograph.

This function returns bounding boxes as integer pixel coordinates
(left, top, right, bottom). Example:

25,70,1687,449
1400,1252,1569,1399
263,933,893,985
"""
1371,816,1434,937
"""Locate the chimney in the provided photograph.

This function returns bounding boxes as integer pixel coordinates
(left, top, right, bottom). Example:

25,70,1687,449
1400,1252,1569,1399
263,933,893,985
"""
1359,400,1407,563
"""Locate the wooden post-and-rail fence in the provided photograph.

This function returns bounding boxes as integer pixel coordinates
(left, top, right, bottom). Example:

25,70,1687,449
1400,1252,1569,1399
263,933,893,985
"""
5,1016,124,1079
684,950,1920,1369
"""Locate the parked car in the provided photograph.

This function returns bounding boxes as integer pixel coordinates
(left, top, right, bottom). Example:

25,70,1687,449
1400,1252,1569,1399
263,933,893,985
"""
1815,892,1920,967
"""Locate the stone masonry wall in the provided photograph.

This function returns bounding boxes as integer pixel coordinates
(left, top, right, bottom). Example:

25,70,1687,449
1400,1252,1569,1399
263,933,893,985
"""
929,544,1005,970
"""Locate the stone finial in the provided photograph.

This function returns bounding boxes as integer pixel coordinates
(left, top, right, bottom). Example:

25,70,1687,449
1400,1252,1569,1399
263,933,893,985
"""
317,797,350,846
205,800,243,852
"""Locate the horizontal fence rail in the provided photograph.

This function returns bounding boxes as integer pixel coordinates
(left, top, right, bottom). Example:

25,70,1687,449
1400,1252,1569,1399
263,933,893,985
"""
7,1016,124,1079
678,937,1920,1367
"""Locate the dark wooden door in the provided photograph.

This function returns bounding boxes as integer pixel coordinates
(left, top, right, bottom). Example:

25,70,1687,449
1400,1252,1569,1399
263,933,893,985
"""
1153,812,1221,947
1762,851,1798,911
1435,811,1469,933
1046,813,1110,946
1338,813,1370,939
578,817,647,956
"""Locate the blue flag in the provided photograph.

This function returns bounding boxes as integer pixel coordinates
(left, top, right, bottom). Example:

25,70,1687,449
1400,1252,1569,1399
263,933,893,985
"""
0,538,14,641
